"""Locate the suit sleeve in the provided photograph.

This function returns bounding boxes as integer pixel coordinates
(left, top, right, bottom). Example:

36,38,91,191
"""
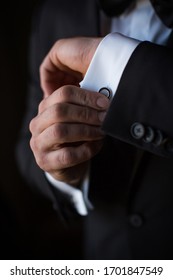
102,41,173,158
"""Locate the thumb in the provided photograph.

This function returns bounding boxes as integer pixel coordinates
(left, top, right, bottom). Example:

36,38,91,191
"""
40,37,101,97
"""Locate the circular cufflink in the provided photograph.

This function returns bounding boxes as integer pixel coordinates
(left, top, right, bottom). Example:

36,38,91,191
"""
99,87,112,100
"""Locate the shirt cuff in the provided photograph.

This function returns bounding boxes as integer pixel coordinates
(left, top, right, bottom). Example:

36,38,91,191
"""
80,32,140,97
45,171,93,216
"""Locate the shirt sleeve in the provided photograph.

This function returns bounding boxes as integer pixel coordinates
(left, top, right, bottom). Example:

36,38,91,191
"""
80,32,140,97
45,32,140,216
45,170,93,216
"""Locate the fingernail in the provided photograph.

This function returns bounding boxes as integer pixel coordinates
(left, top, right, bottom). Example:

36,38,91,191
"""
98,112,107,122
97,97,109,108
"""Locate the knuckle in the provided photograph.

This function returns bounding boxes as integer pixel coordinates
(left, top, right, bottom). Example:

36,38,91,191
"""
29,118,36,134
79,107,90,122
78,107,99,125
81,90,89,105
38,98,46,113
30,137,39,153
30,138,46,169
58,85,73,101
61,148,74,166
81,125,90,139
53,103,67,120
51,123,67,141
75,88,91,107
29,137,34,151
82,144,92,160
36,153,47,170
82,125,100,139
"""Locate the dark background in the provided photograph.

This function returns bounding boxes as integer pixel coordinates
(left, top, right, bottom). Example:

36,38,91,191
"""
0,1,62,259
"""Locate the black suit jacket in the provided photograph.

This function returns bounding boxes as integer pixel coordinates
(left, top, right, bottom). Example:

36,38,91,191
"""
16,0,173,259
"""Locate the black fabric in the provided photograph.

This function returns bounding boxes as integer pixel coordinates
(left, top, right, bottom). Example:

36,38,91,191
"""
15,0,173,259
150,0,173,28
97,0,134,16
97,0,173,28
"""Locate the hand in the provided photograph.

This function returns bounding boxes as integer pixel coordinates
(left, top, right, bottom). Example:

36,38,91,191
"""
39,37,102,97
29,85,110,186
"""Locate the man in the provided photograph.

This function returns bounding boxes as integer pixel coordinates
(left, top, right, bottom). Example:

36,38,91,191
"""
16,0,173,259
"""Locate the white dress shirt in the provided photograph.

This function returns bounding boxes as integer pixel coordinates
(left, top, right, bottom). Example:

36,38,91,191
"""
45,0,171,215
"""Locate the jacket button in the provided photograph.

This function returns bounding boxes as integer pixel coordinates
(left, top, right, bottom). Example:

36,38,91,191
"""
143,126,155,143
153,130,164,146
99,87,112,100
130,122,145,139
129,214,143,228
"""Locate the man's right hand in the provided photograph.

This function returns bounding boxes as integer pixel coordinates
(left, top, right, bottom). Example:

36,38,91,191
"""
29,85,110,187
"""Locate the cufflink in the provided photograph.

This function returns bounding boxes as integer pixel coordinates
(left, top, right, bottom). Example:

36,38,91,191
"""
99,87,112,100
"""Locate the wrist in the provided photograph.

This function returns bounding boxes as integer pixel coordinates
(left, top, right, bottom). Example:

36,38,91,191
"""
49,162,89,189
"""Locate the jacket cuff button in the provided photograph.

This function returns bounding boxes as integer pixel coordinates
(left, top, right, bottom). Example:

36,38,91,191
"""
153,130,164,146
143,126,155,143
130,122,145,139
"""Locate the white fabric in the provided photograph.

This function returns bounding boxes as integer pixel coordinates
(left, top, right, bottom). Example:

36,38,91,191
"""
80,32,139,95
111,0,171,45
45,171,91,216
45,0,172,215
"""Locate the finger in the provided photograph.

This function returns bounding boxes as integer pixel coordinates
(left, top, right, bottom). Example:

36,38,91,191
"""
36,140,103,172
38,85,110,113
40,40,82,97
30,103,107,136
34,123,104,151
40,65,81,98
40,37,101,97
49,162,88,186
